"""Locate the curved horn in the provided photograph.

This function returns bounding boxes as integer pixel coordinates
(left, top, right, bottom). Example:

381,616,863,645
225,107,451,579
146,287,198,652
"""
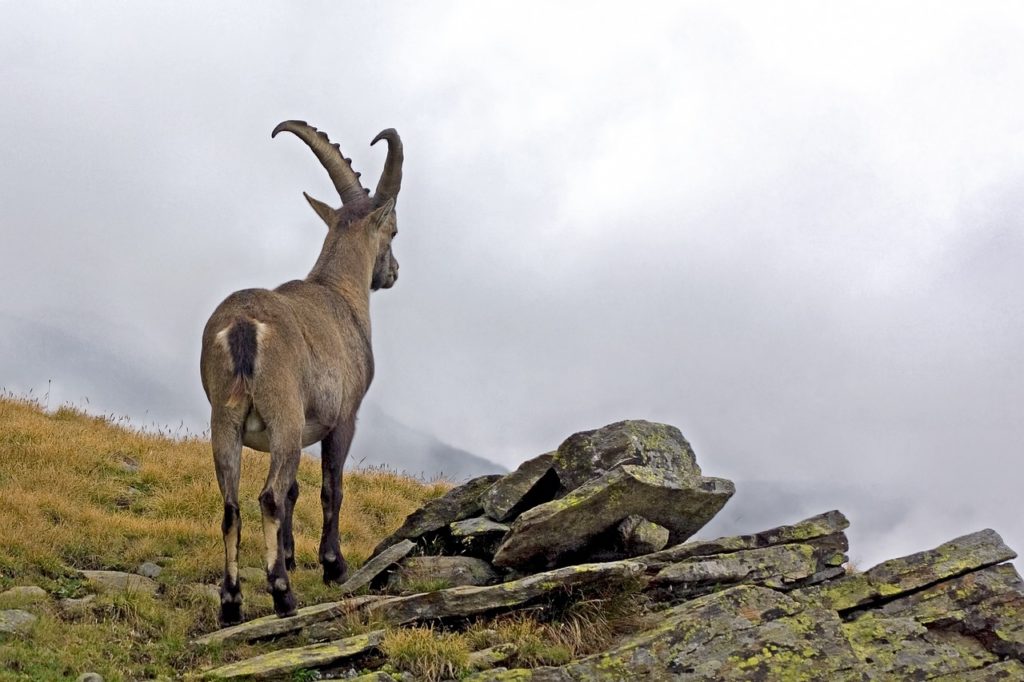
371,128,403,207
272,121,367,205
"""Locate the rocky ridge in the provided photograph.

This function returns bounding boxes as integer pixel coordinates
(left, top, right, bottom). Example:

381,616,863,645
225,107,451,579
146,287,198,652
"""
192,420,1024,680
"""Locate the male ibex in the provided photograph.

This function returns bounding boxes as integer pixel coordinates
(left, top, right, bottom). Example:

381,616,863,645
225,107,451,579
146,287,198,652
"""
200,121,402,624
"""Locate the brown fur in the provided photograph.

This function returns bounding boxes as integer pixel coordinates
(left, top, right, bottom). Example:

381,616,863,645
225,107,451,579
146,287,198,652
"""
199,122,402,624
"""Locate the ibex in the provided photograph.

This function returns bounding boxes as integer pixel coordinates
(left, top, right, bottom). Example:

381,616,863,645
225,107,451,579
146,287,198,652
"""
200,121,403,624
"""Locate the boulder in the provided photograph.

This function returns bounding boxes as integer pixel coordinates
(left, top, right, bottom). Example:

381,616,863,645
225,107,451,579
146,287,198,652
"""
57,594,96,617
202,629,385,679
793,528,1016,612
79,570,158,596
0,585,48,606
372,475,502,556
450,517,511,557
492,464,733,568
649,543,824,598
0,609,37,635
480,453,558,522
616,516,670,557
136,561,162,579
385,556,499,592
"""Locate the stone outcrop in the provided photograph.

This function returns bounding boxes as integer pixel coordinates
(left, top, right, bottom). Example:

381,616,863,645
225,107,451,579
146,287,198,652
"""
189,419,1024,681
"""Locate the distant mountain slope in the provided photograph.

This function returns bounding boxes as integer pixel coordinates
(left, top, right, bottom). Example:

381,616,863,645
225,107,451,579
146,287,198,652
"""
348,404,507,480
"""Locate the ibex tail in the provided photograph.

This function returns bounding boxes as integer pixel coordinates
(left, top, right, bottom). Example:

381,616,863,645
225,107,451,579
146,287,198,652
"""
224,318,259,408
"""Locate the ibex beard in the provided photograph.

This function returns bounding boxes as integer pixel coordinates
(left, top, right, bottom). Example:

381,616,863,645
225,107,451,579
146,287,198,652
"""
200,121,403,625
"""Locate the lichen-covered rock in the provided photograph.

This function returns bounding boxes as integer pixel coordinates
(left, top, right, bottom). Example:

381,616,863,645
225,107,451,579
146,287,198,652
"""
469,643,518,671
201,629,385,679
368,561,644,625
793,529,1016,612
386,556,499,592
481,453,558,522
0,609,37,635
372,475,502,556
79,570,158,595
639,509,849,568
338,540,416,595
842,613,997,679
931,660,1024,680
469,585,870,681
192,596,384,647
550,420,702,492
450,517,511,557
616,516,670,556
649,543,823,598
492,464,733,568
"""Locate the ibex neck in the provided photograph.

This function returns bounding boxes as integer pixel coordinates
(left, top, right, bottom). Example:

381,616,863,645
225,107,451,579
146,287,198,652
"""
306,231,375,304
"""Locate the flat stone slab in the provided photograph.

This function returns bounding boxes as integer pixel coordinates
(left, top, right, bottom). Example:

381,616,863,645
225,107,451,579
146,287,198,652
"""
386,556,499,592
202,629,385,679
639,509,849,568
843,613,997,679
480,453,557,522
0,609,37,635
650,543,823,597
338,540,415,595
368,560,644,625
793,529,1016,612
493,464,734,568
372,475,501,556
80,570,158,595
192,595,383,647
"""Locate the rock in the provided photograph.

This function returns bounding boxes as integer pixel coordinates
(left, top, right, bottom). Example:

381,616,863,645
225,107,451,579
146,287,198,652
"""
550,420,702,492
0,585,48,605
450,517,511,557
136,561,162,579
192,595,384,647
201,629,385,679
932,661,1024,680
793,528,1016,612
386,556,499,592
639,509,849,568
368,560,644,625
76,674,104,682
337,540,415,595
617,515,670,556
237,566,266,583
80,570,158,595
649,543,824,598
480,453,558,522
470,585,869,681
469,643,517,671
0,609,37,635
372,475,502,556
57,594,96,617
492,464,733,568
347,673,399,682
842,613,997,679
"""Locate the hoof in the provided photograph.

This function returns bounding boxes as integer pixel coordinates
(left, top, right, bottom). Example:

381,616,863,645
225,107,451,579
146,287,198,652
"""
219,601,243,626
272,589,297,618
322,557,349,585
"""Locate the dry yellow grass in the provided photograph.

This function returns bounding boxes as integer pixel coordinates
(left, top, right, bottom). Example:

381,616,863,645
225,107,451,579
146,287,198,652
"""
0,395,450,680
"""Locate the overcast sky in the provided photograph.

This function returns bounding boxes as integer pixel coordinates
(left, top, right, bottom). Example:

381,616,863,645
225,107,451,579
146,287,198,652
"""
2,2,1022,568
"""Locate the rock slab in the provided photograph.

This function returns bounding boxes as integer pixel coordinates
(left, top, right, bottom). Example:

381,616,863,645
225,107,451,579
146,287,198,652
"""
338,539,415,595
202,629,385,679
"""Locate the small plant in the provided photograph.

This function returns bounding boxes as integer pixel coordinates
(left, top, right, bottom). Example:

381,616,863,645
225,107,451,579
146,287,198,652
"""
380,625,470,682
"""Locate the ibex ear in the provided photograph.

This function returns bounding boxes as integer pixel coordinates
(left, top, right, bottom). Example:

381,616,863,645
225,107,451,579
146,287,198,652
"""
369,198,396,231
303,192,335,227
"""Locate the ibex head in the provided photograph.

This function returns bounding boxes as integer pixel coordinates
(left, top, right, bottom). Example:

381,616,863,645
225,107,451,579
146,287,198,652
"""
271,121,403,290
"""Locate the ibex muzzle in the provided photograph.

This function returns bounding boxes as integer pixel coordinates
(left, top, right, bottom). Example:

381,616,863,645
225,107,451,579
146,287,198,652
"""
199,121,403,624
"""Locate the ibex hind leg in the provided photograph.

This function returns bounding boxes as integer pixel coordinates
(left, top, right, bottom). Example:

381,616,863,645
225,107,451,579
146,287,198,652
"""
259,425,302,618
320,419,354,584
282,480,299,571
211,419,244,626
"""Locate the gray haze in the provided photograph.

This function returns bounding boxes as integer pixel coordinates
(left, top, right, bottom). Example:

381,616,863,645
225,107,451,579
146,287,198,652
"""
2,3,1022,568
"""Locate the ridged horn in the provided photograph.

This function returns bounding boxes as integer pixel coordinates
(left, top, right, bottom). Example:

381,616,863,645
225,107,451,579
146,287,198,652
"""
272,121,366,205
371,128,403,207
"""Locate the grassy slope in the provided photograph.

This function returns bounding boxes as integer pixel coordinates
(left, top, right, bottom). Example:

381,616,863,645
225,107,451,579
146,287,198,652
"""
0,397,450,681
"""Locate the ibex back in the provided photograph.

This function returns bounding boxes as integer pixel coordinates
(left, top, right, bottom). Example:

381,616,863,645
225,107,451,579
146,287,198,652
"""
199,121,403,624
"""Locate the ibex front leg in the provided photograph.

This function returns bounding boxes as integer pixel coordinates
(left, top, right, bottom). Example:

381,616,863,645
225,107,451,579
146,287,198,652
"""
259,427,301,618
319,419,354,584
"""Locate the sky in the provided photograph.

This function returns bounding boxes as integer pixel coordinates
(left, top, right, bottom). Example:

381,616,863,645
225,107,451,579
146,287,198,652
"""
2,2,1022,568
